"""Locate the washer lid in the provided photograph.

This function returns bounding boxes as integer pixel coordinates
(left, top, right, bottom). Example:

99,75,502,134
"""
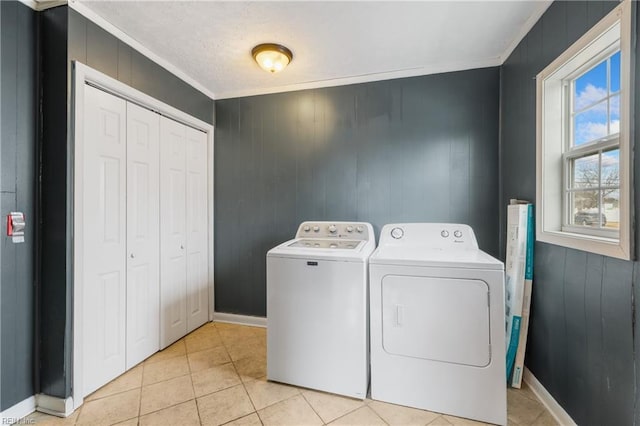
369,246,503,270
268,238,375,262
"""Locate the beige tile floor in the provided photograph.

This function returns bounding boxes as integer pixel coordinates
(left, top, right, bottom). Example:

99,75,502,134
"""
24,322,558,426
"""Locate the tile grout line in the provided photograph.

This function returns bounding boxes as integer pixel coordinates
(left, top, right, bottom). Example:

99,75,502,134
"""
216,322,263,425
184,335,203,426
299,391,331,425
357,402,390,426
29,322,552,426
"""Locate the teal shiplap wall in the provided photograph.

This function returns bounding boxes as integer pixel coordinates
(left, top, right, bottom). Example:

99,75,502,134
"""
214,68,500,316
0,0,37,411
500,1,638,424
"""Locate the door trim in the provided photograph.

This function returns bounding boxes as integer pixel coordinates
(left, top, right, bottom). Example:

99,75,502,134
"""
71,61,215,410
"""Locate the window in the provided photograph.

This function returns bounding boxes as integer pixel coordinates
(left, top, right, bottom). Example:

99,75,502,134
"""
537,1,632,260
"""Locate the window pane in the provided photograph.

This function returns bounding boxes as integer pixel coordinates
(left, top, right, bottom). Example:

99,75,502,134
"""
571,190,601,226
603,189,619,230
574,102,607,145
571,153,599,188
574,60,607,111
601,148,619,187
610,51,621,93
610,94,620,134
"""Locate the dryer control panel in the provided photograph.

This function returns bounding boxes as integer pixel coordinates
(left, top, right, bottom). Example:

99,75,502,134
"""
296,221,373,241
378,223,478,249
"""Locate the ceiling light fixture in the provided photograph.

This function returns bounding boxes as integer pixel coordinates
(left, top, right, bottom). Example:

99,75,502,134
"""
252,43,293,73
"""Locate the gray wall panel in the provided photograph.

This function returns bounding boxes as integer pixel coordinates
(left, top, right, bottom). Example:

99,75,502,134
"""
600,258,634,425
584,253,605,426
0,0,36,410
562,249,588,422
215,67,500,316
1,1,18,194
500,1,637,423
40,5,70,399
85,23,118,77
117,41,132,85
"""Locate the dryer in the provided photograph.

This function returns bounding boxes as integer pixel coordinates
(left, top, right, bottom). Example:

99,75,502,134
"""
369,223,506,425
267,221,375,399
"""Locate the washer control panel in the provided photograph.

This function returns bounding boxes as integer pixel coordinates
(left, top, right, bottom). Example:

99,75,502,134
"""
378,223,478,249
296,222,371,240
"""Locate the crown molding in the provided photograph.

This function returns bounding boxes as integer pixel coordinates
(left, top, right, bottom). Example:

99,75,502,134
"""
499,0,553,63
215,58,502,99
18,0,67,11
20,0,550,100
68,0,217,100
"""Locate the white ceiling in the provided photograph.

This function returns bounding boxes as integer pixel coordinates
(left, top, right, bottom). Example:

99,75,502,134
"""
76,1,551,99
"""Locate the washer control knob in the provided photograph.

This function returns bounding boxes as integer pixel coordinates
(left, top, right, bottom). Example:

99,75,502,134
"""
454,230,463,238
328,225,337,233
313,226,320,232
391,227,404,239
303,225,311,232
346,225,354,233
356,226,364,233
441,230,449,238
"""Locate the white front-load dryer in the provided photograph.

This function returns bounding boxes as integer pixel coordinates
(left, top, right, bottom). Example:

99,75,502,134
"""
267,221,375,399
370,223,506,425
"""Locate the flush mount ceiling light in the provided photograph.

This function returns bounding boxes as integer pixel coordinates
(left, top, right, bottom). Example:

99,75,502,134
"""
252,43,293,73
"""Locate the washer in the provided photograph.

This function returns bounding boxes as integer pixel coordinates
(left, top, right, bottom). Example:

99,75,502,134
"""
267,221,375,399
369,223,506,425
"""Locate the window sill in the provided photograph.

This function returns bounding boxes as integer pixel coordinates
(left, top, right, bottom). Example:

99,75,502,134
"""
537,229,630,260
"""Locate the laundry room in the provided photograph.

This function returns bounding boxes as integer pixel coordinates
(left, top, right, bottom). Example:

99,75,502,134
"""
0,1,638,425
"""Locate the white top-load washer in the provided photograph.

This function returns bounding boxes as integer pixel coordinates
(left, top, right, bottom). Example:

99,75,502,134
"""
267,221,375,399
370,223,506,425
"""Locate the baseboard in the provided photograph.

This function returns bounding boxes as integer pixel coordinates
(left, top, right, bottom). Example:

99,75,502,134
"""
35,394,74,418
0,396,36,424
523,367,576,426
213,312,267,328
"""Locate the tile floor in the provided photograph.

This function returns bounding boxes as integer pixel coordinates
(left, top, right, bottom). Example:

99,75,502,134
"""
24,322,558,426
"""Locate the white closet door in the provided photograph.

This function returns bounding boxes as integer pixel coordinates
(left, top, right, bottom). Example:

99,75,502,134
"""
160,117,188,348
126,103,160,368
82,85,127,395
185,127,209,332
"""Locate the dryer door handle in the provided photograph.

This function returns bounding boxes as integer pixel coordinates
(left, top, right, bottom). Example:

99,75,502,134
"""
395,305,404,327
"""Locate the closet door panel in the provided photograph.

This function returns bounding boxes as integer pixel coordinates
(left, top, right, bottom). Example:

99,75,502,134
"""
160,117,188,348
126,103,160,368
82,85,127,395
185,127,209,331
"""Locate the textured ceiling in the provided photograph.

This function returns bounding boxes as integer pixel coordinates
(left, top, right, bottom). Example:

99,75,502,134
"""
78,1,551,99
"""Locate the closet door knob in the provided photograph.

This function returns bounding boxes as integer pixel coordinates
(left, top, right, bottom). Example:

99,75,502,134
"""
130,253,135,259
180,245,184,250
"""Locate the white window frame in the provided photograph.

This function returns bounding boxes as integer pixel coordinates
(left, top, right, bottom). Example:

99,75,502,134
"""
536,0,633,260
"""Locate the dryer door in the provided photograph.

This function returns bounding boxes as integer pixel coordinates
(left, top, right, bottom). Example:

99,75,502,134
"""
381,275,491,367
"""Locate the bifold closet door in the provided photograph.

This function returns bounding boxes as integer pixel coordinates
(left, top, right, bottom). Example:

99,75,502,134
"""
126,103,160,368
185,127,209,332
82,85,127,395
160,117,188,347
160,118,209,347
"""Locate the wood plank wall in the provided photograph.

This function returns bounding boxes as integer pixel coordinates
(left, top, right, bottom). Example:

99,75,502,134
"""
215,68,500,316
0,0,37,411
500,1,638,424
